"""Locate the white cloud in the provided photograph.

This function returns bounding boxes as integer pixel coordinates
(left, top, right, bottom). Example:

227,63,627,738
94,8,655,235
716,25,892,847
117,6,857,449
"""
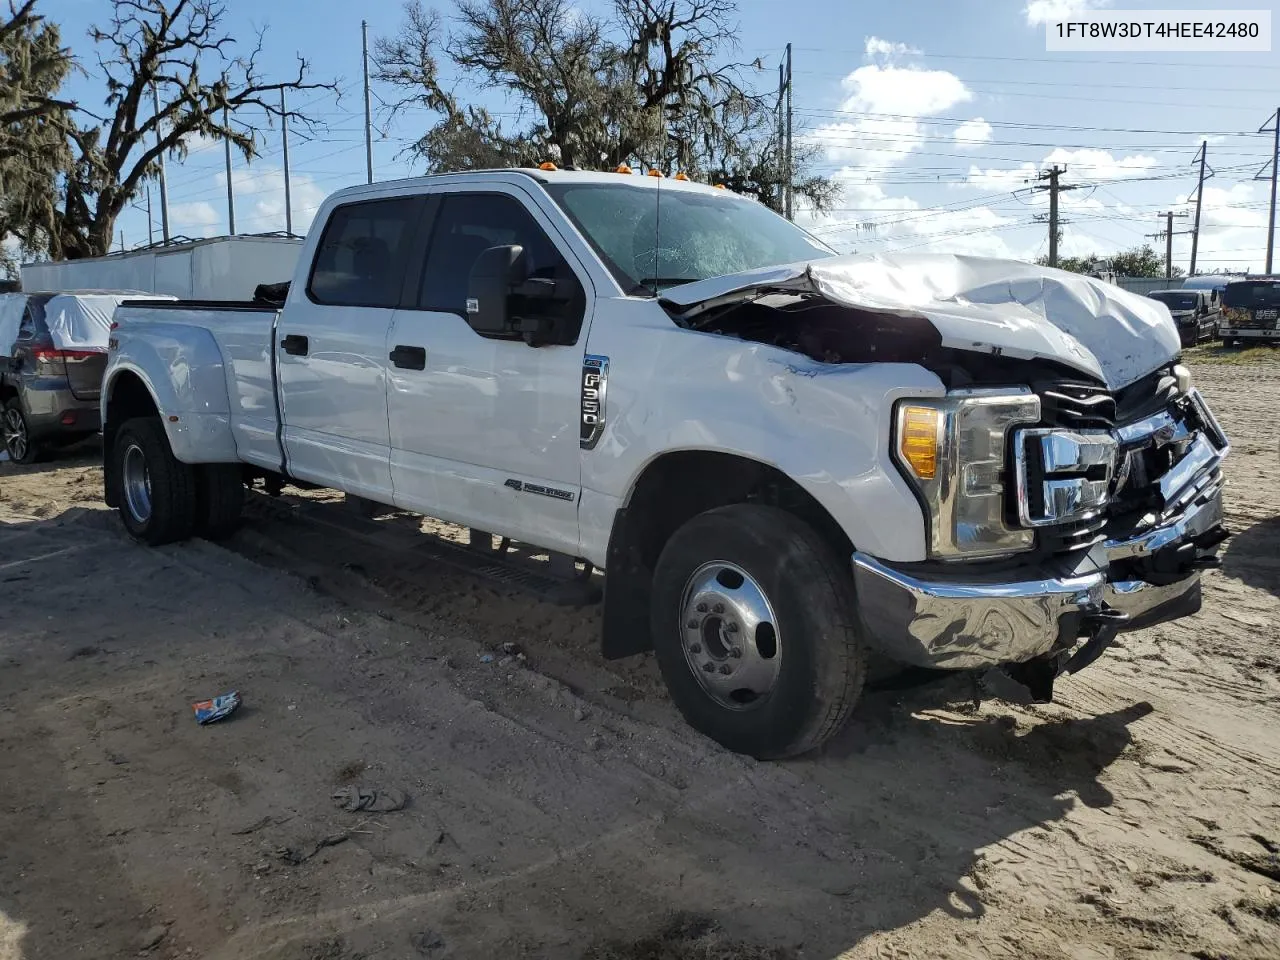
797,171,1023,260
864,36,922,59
1024,0,1112,27
966,162,1039,191
1041,147,1158,180
168,200,222,238
953,118,993,150
963,149,1156,195
808,62,972,171
840,63,971,117
168,164,329,239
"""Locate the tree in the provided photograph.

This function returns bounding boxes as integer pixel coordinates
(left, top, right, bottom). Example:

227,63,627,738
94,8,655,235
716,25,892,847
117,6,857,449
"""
4,0,335,261
1112,244,1181,279
375,0,838,214
1,0,75,271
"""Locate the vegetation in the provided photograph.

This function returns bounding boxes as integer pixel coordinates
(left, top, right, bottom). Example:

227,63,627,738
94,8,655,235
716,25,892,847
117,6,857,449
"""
1,0,331,264
374,0,838,215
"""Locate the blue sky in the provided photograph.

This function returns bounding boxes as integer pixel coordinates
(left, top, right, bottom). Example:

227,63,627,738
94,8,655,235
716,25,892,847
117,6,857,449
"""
34,0,1280,272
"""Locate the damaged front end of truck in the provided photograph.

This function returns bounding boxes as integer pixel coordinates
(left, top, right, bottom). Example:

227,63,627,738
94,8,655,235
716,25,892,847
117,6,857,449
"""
659,254,1231,701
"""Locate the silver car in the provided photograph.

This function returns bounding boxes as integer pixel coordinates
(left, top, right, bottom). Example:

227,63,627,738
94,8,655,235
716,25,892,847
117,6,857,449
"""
1,293,106,464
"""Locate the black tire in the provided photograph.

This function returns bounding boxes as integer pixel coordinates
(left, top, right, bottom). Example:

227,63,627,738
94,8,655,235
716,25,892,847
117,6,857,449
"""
649,504,867,759
195,464,244,540
112,417,198,545
2,398,48,465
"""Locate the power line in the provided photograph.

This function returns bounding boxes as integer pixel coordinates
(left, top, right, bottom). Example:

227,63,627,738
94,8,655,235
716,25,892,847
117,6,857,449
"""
778,47,1280,72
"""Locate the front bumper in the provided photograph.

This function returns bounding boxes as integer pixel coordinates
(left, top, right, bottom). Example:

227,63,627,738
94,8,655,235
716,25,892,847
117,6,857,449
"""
853,469,1226,671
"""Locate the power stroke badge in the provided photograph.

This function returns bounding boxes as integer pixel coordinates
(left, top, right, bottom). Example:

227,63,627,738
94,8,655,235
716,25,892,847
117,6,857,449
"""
580,355,609,450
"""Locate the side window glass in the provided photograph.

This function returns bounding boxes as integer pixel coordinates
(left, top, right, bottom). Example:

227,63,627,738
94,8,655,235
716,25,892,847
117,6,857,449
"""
18,301,44,339
308,198,416,307
418,193,581,319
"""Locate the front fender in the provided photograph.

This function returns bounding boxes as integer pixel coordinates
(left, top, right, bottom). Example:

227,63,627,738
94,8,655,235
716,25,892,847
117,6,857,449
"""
103,321,238,464
580,303,947,564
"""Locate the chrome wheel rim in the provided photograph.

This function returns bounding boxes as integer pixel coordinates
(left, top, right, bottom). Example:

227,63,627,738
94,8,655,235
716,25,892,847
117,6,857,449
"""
2,408,27,461
121,443,152,524
679,561,781,710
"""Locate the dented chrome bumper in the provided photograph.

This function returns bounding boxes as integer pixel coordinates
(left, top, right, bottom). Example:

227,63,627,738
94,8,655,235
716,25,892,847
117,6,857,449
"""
853,400,1228,671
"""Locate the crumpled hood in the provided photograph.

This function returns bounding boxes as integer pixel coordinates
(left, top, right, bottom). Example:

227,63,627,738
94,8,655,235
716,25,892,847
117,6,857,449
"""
660,253,1181,390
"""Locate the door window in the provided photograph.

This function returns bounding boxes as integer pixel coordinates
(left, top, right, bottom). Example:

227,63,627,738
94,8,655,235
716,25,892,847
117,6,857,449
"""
308,198,419,308
417,192,584,336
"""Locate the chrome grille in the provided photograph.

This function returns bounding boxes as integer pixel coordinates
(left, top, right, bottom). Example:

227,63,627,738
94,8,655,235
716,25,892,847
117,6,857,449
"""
1015,385,1228,554
1013,429,1118,528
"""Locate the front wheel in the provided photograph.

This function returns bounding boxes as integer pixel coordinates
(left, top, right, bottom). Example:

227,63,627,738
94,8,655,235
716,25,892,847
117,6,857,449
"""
113,417,198,545
650,504,867,759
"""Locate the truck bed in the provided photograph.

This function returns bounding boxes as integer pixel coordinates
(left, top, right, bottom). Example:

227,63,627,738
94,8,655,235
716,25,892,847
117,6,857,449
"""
111,299,284,473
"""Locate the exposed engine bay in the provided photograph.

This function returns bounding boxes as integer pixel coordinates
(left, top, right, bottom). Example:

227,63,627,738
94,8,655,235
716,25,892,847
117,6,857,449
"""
670,291,1104,390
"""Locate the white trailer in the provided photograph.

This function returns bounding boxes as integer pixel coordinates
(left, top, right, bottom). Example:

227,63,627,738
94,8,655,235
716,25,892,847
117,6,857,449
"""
20,235,302,301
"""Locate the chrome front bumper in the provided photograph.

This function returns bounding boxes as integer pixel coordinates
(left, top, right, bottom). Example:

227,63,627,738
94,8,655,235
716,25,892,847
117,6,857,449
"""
852,479,1225,670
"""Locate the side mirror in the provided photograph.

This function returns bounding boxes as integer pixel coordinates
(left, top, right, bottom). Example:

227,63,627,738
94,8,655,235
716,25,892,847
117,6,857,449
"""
466,244,525,335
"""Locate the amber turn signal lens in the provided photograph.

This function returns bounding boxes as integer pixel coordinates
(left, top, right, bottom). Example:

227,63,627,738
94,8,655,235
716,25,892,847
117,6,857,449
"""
899,406,942,480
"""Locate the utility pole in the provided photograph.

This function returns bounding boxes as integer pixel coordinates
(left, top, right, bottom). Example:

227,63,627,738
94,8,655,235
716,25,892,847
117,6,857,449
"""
145,186,154,247
223,106,236,235
1257,107,1279,275
362,20,373,184
1189,140,1210,277
777,60,785,212
1149,211,1190,280
1031,164,1078,268
785,42,793,221
281,89,293,236
152,84,170,244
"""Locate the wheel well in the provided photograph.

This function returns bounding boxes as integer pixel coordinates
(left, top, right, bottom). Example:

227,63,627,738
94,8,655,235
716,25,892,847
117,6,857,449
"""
601,451,853,660
103,372,159,508
0,381,16,404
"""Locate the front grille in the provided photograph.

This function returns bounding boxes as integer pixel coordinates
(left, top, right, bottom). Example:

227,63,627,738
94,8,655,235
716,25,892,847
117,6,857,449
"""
1016,373,1222,556
1036,382,1115,430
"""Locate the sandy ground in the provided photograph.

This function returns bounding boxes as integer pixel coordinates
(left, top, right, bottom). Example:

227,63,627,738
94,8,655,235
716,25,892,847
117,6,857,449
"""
1,350,1279,960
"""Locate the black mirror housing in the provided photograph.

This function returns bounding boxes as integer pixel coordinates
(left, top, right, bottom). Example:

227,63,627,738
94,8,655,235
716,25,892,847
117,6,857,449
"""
466,245,525,335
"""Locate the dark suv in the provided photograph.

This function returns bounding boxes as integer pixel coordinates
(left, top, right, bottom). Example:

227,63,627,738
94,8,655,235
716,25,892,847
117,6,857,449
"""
1,293,106,464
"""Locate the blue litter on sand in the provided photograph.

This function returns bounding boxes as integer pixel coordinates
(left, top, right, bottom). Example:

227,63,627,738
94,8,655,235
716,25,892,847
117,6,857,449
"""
193,691,241,724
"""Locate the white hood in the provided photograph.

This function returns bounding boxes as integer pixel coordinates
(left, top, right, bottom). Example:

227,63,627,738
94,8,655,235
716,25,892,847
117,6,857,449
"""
660,253,1181,390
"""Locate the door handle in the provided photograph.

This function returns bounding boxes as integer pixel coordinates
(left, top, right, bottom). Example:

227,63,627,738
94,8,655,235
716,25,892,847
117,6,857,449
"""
390,345,426,370
280,334,309,356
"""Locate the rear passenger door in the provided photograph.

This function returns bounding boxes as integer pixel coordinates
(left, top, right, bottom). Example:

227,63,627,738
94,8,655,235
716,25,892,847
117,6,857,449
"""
386,186,592,556
278,196,422,501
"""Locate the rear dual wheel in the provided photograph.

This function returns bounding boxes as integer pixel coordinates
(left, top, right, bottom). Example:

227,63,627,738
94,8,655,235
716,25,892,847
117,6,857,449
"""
650,504,867,759
113,417,243,545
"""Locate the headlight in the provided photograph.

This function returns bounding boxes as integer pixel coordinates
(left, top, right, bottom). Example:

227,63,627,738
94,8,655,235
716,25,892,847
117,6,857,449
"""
893,389,1041,559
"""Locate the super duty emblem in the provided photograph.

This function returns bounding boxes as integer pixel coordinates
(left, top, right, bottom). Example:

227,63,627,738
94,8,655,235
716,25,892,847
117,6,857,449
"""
580,355,609,450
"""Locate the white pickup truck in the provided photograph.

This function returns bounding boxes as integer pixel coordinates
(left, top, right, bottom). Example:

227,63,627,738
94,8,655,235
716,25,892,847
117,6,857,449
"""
102,168,1230,758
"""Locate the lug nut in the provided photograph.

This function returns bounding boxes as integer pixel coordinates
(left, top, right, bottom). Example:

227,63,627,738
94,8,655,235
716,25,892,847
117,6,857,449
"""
729,647,742,658
726,622,739,634
719,664,732,674
687,619,699,629
688,643,702,654
712,603,725,614
696,603,708,613
702,662,716,673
